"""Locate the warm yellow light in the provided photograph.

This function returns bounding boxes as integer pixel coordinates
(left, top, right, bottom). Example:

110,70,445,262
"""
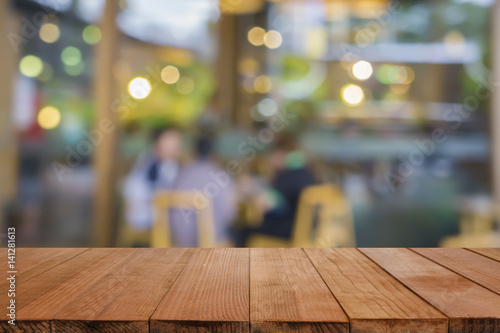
161,65,180,84
264,30,282,49
341,84,364,106
352,61,373,80
177,77,195,94
128,77,152,99
254,75,272,94
444,30,466,58
39,23,60,43
238,58,260,75
248,27,266,46
390,84,410,94
38,106,61,130
19,55,43,77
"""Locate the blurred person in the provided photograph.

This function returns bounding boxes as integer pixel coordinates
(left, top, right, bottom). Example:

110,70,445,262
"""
238,135,316,246
123,127,182,231
169,134,237,247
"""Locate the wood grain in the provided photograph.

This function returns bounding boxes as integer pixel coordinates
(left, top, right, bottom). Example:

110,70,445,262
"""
250,248,348,333
468,248,500,262
306,248,448,333
412,248,500,295
150,248,250,333
1,248,90,332
20,248,191,333
361,248,500,333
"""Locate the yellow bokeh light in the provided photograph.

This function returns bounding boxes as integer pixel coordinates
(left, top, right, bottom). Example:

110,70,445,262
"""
352,61,373,80
177,77,195,94
19,55,43,77
128,77,152,99
161,65,180,84
341,84,364,106
39,23,60,43
248,27,266,46
254,75,272,94
264,30,283,49
390,84,411,94
38,106,61,130
238,58,260,76
444,30,466,58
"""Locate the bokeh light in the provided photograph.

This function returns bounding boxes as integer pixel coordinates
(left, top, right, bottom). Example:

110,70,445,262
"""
39,23,60,43
37,63,54,81
254,75,272,93
177,77,195,94
19,55,43,78
38,106,61,130
352,61,373,80
376,65,393,85
264,30,282,49
128,77,152,99
248,27,266,46
161,65,180,84
61,47,82,66
65,62,85,76
341,84,365,106
82,25,102,44
257,98,278,117
444,30,466,58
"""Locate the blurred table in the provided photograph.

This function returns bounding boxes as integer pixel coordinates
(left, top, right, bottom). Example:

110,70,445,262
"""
2,248,500,332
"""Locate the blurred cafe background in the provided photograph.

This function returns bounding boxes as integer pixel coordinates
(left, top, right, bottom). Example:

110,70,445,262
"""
1,0,500,248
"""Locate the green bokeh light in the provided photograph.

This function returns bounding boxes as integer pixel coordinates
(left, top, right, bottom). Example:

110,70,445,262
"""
19,55,43,77
82,25,102,45
61,46,82,66
64,62,85,76
376,65,392,85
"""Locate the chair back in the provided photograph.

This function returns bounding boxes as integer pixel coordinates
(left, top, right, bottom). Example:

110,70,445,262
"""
151,191,216,248
291,184,355,247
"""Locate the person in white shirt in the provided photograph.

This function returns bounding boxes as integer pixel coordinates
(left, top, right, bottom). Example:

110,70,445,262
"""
123,127,182,231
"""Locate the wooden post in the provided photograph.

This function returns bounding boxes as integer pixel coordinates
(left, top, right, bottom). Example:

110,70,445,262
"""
214,14,240,125
0,1,20,229
493,0,500,230
91,0,119,247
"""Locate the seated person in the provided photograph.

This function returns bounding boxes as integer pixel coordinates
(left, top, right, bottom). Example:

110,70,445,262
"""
239,136,315,245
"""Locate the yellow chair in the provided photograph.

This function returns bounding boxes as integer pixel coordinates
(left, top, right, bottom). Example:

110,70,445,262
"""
247,184,356,248
440,196,498,247
151,191,216,248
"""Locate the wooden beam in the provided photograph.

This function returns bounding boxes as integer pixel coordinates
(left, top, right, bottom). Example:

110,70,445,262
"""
0,0,20,232
493,0,500,231
214,15,240,125
91,0,120,247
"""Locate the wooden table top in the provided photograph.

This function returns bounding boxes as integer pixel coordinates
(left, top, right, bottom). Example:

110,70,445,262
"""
1,248,500,333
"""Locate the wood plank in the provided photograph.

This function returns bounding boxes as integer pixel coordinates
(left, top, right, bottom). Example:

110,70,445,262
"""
412,248,500,295
1,248,89,332
305,248,448,333
250,248,348,333
1,248,115,332
5,248,88,283
16,248,191,333
150,248,249,333
361,248,500,333
468,248,500,262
